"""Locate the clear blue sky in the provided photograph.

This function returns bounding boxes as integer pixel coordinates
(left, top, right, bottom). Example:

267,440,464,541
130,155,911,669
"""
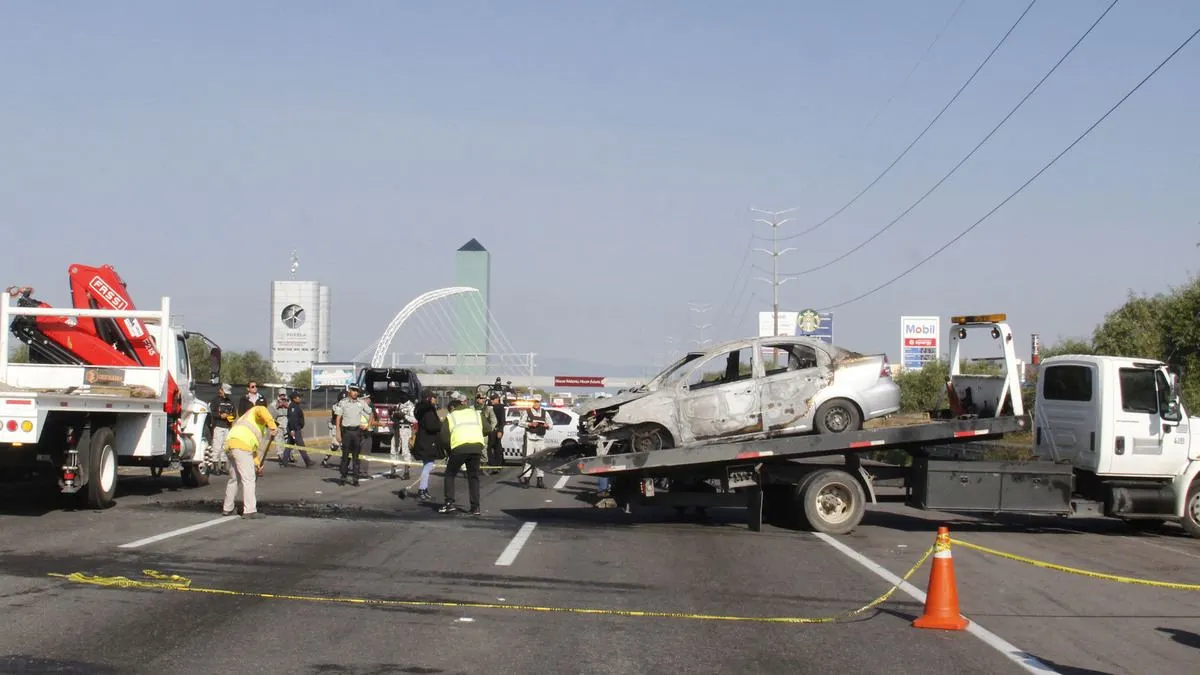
2,0,1197,372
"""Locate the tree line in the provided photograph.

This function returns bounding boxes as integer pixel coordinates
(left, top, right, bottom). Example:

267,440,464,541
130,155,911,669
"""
893,275,1200,414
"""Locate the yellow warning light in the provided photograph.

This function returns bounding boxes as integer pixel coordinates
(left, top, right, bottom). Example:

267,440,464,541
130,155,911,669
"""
20,420,33,433
951,313,1007,325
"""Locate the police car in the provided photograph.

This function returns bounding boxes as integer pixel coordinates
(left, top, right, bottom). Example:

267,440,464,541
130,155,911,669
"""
499,401,581,464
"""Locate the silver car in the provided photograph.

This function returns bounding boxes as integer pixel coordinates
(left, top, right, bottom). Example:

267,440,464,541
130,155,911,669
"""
578,336,900,453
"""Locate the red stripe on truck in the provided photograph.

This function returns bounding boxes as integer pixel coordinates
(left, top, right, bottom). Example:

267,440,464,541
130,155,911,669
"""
953,429,988,438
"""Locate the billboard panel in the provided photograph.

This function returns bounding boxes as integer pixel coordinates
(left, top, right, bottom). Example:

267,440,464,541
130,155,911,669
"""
900,316,940,370
757,311,798,337
758,310,833,344
311,362,359,389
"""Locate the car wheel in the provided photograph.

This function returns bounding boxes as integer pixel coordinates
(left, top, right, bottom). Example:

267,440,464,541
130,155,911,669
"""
814,399,862,434
631,425,672,452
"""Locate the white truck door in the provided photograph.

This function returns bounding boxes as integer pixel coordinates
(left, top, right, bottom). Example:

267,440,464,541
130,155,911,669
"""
1106,366,1183,476
1035,362,1101,470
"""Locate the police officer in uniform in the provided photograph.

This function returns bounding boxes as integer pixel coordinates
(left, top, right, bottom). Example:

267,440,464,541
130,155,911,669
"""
438,391,485,516
335,384,373,486
519,398,552,488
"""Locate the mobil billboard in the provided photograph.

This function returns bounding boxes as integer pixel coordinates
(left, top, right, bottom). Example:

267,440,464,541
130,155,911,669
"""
900,316,940,371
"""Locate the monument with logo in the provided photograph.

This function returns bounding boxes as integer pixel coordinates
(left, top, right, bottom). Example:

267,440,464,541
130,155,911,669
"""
270,251,331,382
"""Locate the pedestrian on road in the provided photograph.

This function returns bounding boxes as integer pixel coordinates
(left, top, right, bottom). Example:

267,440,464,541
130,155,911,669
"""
336,384,373,486
485,392,506,474
438,391,484,516
388,392,416,480
221,402,278,519
237,380,263,416
206,383,236,475
410,390,443,501
283,390,313,467
270,390,291,466
519,398,552,488
324,388,348,467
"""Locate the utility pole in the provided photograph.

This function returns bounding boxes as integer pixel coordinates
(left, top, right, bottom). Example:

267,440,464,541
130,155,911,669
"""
688,302,712,349
751,207,798,337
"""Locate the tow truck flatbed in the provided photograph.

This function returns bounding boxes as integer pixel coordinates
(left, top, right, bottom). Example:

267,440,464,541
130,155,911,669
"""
547,414,1030,477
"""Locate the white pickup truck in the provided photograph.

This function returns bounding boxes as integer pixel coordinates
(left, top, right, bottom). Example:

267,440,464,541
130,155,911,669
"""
0,296,216,509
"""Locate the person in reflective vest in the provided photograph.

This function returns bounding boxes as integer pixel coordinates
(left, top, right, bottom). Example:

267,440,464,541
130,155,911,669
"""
438,392,485,516
221,402,278,519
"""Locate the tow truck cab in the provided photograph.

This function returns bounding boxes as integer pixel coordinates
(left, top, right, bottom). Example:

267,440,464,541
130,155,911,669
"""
1033,354,1200,534
357,367,422,452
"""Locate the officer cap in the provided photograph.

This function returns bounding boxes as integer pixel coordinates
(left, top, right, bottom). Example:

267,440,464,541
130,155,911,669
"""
347,383,362,392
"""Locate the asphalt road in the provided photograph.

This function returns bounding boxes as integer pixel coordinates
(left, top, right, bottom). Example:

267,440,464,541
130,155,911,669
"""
0,453,1197,675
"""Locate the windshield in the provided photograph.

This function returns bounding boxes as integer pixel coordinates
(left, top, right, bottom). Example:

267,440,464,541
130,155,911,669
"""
636,352,704,391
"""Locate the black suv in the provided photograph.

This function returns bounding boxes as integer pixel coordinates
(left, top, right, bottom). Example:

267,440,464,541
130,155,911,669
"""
357,368,423,453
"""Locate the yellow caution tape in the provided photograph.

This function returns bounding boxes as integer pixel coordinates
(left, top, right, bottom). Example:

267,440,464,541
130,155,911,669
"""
950,537,1200,591
265,440,509,472
49,546,934,624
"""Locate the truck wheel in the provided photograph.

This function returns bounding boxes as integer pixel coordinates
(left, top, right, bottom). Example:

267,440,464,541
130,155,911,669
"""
814,399,862,434
181,463,209,488
1183,480,1200,539
796,468,865,535
85,427,118,510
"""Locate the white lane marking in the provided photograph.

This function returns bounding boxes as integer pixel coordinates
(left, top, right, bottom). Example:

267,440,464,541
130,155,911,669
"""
119,517,237,549
553,475,570,490
813,533,1061,675
494,521,537,567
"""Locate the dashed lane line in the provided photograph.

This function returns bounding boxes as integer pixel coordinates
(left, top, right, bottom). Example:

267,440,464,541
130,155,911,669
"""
494,521,537,567
118,517,236,549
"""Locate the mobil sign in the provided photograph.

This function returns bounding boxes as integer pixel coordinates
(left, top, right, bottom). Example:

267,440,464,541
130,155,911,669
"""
900,316,940,371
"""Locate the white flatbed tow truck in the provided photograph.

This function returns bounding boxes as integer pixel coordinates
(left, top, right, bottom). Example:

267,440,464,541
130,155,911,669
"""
545,314,1200,538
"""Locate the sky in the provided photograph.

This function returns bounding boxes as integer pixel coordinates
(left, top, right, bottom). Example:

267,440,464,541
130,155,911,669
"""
2,0,1198,376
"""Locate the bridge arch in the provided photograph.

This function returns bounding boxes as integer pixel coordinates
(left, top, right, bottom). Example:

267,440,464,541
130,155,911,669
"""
369,286,480,368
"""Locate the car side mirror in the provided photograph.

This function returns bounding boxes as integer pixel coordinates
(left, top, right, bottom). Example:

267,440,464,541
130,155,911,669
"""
208,347,222,385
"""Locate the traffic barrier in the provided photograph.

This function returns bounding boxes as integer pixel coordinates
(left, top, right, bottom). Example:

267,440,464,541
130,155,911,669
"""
912,526,969,631
949,536,1200,591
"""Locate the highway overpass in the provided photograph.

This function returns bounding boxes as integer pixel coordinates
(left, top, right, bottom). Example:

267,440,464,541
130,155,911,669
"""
408,373,645,391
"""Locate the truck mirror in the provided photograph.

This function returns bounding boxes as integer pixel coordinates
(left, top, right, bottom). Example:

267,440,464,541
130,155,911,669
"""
208,347,222,384
1162,399,1182,423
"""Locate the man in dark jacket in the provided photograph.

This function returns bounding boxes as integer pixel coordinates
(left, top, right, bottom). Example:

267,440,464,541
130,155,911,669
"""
282,390,313,467
438,391,484,516
484,392,506,474
409,390,443,501
206,383,237,475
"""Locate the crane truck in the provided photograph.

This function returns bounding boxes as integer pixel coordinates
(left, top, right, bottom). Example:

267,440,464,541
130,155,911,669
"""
546,313,1200,538
0,264,222,509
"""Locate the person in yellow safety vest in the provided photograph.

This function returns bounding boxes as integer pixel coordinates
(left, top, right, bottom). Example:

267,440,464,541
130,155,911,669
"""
221,401,278,519
437,391,485,516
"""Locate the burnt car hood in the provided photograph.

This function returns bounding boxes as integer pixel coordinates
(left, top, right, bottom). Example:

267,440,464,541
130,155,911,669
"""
576,389,653,415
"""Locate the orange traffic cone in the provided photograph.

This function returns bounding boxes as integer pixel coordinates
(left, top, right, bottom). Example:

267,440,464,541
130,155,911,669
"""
912,526,969,631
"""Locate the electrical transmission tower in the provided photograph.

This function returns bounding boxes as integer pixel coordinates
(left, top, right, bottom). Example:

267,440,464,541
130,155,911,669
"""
751,207,798,337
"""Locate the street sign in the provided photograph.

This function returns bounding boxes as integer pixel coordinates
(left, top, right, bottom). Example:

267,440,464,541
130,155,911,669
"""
554,376,606,387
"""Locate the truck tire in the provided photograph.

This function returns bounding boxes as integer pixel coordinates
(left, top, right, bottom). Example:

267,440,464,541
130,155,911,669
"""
181,463,209,488
814,399,863,434
85,427,118,510
1183,479,1200,539
796,468,865,535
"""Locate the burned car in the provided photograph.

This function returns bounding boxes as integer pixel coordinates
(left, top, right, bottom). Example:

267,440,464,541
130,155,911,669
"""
577,336,900,454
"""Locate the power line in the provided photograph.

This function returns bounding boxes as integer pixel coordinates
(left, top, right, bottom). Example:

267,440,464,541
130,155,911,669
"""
774,0,1038,244
777,0,1120,279
756,0,968,229
818,22,1200,312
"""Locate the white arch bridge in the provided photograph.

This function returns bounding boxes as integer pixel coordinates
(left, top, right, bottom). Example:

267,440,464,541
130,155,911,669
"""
318,286,642,391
